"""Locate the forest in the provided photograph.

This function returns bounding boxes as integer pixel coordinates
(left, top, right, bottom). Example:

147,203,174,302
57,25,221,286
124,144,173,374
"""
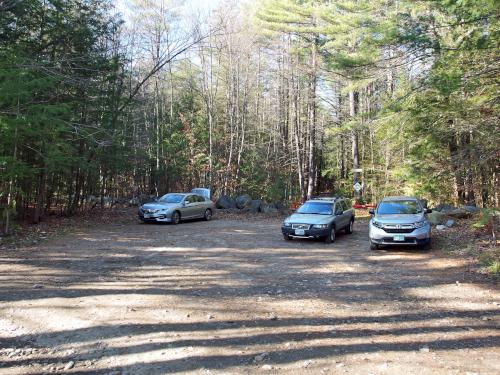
0,0,498,233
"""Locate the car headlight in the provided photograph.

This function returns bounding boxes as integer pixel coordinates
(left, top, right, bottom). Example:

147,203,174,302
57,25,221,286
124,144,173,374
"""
283,222,291,227
413,220,427,228
313,224,329,229
372,220,383,229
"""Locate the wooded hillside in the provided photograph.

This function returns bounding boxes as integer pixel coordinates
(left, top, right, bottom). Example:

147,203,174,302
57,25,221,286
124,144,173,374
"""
1,0,498,232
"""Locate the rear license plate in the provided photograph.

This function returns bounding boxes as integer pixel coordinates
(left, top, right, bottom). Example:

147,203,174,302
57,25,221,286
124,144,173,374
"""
393,235,405,242
295,229,305,236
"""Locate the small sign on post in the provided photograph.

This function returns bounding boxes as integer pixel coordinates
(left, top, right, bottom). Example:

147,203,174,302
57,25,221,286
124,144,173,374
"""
353,182,362,192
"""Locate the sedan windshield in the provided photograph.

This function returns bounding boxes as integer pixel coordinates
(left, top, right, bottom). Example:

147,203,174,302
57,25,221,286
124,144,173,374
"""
296,202,333,215
159,194,184,203
377,200,421,214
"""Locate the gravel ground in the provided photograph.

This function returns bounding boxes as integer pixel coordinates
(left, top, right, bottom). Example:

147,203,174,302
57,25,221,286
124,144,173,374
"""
0,211,499,374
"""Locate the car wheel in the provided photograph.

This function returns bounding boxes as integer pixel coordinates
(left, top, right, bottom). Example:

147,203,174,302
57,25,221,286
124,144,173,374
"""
422,239,431,251
345,220,354,234
171,211,180,225
325,226,336,243
370,241,379,250
283,233,291,241
204,209,212,221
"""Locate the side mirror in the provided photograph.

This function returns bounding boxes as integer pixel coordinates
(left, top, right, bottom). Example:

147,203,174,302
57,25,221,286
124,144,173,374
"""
426,208,432,214
182,201,187,207
335,209,343,215
368,209,375,215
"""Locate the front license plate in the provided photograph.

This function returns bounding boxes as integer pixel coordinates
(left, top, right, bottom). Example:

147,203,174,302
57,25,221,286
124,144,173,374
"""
144,214,151,218
295,229,305,236
393,235,405,242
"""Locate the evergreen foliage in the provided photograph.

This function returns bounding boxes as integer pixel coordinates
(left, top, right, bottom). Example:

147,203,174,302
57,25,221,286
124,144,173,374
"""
0,0,498,233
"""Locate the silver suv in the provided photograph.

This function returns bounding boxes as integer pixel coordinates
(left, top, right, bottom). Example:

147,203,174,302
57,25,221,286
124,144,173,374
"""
369,196,432,250
282,197,355,243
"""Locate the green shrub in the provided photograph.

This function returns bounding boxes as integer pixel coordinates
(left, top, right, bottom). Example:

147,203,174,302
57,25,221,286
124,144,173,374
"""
478,251,500,275
489,261,500,275
472,208,499,241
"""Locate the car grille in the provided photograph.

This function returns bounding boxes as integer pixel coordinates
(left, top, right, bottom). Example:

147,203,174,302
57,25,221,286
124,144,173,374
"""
292,224,310,230
383,228,415,233
382,224,415,233
142,208,156,214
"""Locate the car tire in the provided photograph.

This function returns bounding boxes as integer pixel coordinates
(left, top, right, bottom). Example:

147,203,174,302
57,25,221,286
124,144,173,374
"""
324,226,336,244
283,233,291,241
422,239,431,251
204,209,212,221
345,219,354,234
370,241,379,250
171,211,180,225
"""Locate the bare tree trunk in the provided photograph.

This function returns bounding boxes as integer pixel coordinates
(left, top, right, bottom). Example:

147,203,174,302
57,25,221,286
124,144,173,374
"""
350,90,361,199
33,165,46,224
292,70,305,200
461,130,475,204
448,121,466,204
306,39,318,199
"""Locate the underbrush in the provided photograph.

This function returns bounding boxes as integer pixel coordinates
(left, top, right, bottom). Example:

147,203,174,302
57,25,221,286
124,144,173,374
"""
434,209,499,279
478,250,500,276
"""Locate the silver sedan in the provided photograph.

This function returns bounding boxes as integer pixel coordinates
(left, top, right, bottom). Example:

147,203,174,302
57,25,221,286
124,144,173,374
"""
138,193,215,224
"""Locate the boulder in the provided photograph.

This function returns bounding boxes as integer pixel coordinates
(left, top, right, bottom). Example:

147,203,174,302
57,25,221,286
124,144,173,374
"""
461,205,481,214
427,211,446,225
86,195,98,203
274,202,292,215
102,196,114,208
249,199,262,213
261,203,278,214
445,219,455,227
139,194,155,204
434,204,456,213
129,197,140,206
235,194,252,209
447,208,470,219
216,195,236,209
274,202,287,210
436,225,446,231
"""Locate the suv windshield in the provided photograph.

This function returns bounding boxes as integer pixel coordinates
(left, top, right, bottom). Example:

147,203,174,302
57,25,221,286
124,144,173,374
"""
296,202,333,215
377,200,421,214
159,194,184,203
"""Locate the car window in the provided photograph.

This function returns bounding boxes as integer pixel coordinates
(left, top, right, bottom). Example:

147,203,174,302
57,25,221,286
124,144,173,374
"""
159,194,184,203
196,195,205,202
296,202,333,215
185,195,196,204
377,200,422,214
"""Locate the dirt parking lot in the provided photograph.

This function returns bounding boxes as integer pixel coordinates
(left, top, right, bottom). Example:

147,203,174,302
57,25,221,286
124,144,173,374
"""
1,212,499,374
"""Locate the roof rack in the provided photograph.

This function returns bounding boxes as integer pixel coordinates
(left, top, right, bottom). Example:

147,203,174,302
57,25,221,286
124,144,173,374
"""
310,196,342,201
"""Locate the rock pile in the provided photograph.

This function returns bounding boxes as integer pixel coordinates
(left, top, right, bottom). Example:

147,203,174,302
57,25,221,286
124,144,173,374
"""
216,194,290,215
427,204,482,226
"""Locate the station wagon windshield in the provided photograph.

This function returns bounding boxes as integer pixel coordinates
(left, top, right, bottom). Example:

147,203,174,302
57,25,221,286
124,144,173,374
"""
296,202,333,215
159,194,184,203
377,200,421,214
